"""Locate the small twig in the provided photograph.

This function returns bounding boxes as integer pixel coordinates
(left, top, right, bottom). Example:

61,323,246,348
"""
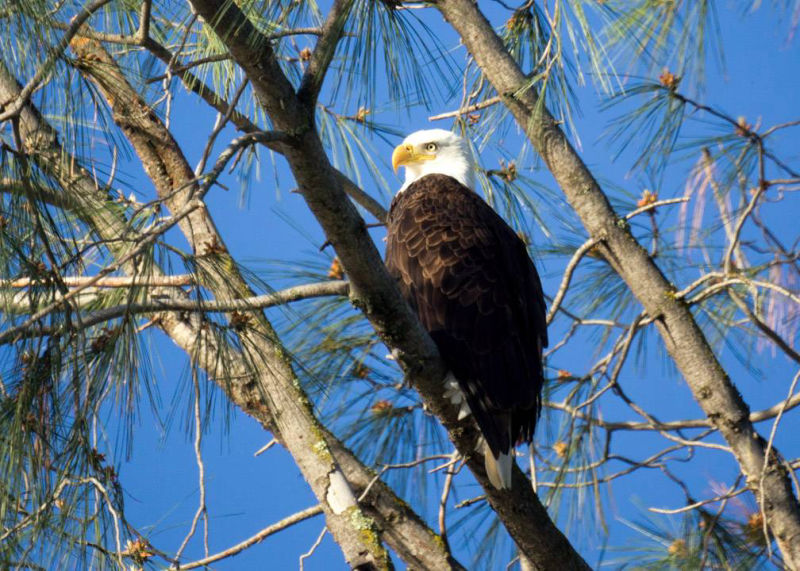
724,145,766,274
546,237,598,325
455,495,486,509
428,96,502,121
179,505,323,569
174,370,209,560
699,475,743,568
254,439,277,457
624,197,690,220
197,131,289,197
194,78,251,177
357,454,453,503
649,484,747,514
299,527,327,570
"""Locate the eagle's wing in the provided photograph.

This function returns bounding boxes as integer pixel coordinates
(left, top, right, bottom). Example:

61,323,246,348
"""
386,174,547,458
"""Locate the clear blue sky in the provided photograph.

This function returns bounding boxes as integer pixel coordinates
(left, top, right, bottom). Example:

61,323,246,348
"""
100,3,800,569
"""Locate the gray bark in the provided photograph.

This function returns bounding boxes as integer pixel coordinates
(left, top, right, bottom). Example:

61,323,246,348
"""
434,1,800,567
1,56,459,571
68,37,392,570
184,0,591,568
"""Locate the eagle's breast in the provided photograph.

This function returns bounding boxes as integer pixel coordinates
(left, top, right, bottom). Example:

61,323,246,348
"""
385,173,548,466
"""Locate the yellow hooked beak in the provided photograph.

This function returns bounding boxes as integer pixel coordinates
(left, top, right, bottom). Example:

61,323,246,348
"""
391,143,436,172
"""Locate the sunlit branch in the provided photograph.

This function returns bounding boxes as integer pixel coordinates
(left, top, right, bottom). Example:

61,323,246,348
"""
179,505,323,569
438,451,460,554
428,96,502,121
0,197,204,344
650,483,748,515
175,369,210,561
299,527,327,570
14,281,350,333
623,196,690,220
3,275,194,288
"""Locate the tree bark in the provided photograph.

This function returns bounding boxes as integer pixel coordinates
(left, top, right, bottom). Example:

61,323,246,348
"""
0,56,465,571
184,0,590,567
68,37,396,570
433,1,800,567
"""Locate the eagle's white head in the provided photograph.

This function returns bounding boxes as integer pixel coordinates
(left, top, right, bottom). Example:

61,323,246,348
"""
392,129,476,192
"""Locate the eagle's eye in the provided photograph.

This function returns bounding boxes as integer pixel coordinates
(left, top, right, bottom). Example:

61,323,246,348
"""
425,143,438,153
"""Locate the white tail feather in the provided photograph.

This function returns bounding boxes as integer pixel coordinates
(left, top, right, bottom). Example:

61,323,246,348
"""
444,373,514,489
483,440,513,490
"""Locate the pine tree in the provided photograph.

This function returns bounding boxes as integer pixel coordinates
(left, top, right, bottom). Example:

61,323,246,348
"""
1,1,798,568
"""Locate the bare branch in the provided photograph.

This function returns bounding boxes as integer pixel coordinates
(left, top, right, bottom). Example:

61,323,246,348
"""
179,505,323,569
623,197,690,220
546,237,597,325
5,281,351,336
428,96,501,121
186,0,590,566
650,483,747,514
434,0,800,563
3,275,194,288
297,0,354,108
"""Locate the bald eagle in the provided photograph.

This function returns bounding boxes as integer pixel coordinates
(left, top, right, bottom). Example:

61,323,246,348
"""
385,129,548,489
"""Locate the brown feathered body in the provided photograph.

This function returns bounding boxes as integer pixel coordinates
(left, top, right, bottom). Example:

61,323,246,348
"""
385,173,548,478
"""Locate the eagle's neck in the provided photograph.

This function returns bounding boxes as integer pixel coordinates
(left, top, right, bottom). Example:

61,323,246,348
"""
400,155,476,193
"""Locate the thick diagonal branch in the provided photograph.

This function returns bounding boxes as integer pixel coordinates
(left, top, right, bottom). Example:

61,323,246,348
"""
69,36,392,570
434,0,800,566
186,1,589,568
1,55,460,571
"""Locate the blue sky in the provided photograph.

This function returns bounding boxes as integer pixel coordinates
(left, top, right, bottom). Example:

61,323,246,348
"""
84,3,800,569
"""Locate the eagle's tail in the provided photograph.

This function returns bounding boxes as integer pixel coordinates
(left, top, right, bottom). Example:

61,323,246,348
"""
483,440,513,490
442,372,514,489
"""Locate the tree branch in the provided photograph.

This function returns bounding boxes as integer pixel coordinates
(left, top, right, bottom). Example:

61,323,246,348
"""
1,55,459,571
297,0,354,109
433,1,800,566
70,36,392,569
185,0,589,567
179,506,323,569
142,37,388,222
0,0,112,122
2,281,351,333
